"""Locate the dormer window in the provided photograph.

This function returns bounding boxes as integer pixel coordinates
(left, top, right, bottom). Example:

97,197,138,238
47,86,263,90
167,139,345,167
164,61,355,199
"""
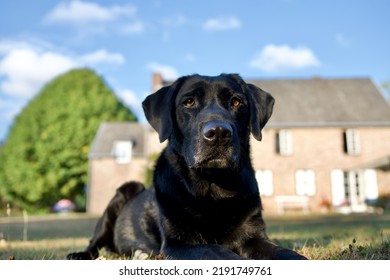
277,129,293,155
113,141,133,164
344,129,361,155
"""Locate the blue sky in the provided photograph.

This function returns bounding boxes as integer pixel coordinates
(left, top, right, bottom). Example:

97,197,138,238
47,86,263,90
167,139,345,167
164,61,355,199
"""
0,0,389,141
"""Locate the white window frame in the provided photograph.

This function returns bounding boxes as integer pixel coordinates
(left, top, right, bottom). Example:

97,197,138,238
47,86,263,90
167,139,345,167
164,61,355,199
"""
345,129,361,155
277,129,293,156
113,141,133,164
295,169,316,196
255,170,274,196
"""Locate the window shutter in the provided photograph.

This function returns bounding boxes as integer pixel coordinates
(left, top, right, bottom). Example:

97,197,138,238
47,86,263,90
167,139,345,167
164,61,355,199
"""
256,170,274,196
278,129,293,155
331,169,345,206
296,170,316,196
345,129,361,155
295,170,306,196
363,169,378,200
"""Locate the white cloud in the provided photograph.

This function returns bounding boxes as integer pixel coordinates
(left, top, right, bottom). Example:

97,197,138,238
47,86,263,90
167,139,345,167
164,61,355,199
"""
0,41,126,99
80,49,125,65
0,49,76,98
250,44,320,73
203,16,241,31
146,63,179,81
44,0,136,24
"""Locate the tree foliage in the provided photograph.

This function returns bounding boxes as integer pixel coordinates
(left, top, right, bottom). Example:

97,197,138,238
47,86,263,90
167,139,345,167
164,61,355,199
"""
0,68,137,212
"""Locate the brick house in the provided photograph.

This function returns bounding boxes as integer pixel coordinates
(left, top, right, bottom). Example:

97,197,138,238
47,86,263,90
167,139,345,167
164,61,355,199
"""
247,78,390,214
86,73,390,215
87,122,164,214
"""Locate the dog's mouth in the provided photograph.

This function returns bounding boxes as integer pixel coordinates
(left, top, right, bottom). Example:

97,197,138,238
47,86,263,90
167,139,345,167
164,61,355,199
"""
191,158,228,169
189,149,238,170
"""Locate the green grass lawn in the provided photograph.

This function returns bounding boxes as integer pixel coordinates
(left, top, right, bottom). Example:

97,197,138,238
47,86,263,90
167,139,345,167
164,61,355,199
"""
264,212,390,259
0,212,389,260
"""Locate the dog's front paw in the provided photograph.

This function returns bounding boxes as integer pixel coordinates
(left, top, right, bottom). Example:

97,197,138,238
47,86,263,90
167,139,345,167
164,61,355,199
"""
273,248,307,260
67,252,94,260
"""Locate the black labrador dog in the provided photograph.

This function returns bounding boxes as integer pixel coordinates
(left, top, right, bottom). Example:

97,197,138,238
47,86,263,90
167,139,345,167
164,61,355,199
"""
67,74,306,260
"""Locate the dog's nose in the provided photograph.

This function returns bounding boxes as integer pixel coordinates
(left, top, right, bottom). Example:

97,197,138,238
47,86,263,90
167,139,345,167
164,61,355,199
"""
202,122,233,145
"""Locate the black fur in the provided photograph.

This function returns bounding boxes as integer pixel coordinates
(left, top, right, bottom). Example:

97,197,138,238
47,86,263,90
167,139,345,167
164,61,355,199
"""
67,74,307,260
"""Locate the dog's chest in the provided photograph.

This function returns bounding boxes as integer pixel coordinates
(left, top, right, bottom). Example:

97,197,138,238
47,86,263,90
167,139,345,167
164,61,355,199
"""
181,198,250,241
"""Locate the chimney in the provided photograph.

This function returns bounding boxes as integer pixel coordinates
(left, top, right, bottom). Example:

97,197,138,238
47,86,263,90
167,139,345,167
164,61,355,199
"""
152,73,163,92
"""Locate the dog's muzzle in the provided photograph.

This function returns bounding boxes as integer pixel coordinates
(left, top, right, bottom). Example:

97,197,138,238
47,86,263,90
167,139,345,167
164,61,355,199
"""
188,121,237,170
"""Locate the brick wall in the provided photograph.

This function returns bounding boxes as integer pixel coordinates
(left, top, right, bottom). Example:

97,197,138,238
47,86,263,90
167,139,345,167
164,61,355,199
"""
87,157,148,214
252,127,390,213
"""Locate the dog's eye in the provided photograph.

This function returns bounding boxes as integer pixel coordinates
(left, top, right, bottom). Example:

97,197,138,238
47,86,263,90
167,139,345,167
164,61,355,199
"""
183,98,195,108
231,97,241,108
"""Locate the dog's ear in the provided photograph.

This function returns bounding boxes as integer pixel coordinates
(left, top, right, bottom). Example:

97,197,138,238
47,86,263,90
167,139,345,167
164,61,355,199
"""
142,77,185,143
246,83,275,141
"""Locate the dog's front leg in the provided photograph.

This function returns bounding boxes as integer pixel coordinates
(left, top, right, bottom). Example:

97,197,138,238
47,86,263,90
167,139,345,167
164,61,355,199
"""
67,182,145,260
67,212,114,260
242,238,307,260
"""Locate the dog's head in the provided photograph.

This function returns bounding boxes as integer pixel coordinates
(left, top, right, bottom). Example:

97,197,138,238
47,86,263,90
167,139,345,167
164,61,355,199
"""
142,74,274,170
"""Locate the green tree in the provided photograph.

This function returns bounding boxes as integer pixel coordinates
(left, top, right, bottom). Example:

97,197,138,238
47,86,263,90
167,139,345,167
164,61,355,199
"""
0,68,137,212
